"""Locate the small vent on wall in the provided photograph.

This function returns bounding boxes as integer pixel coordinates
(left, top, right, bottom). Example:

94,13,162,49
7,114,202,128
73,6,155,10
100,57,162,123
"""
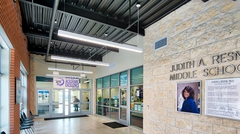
109,62,116,70
155,37,167,50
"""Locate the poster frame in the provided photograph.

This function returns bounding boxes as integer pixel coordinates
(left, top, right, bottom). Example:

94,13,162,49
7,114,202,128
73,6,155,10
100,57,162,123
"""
205,77,240,120
176,80,201,114
15,77,22,104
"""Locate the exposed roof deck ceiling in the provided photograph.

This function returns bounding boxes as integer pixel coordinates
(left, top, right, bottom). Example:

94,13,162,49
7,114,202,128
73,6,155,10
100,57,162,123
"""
19,0,190,66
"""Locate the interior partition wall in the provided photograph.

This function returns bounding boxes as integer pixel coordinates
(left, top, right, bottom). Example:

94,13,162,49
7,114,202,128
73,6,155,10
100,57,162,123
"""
96,66,143,128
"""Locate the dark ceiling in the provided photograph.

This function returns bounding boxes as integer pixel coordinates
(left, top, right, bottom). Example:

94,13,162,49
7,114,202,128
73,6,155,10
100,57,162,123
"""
19,0,190,66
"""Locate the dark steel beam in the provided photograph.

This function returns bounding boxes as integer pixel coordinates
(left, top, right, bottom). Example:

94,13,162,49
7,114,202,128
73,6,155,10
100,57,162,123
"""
21,0,145,36
28,46,103,61
45,0,59,61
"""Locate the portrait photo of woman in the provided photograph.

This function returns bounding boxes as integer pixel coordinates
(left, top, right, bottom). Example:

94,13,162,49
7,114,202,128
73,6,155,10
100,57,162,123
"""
177,81,201,114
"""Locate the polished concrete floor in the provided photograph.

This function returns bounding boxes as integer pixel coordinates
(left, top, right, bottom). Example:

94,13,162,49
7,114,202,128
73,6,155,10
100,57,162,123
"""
34,115,143,134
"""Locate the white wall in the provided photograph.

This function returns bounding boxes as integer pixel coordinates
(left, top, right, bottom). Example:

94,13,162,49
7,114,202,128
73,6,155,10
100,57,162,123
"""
95,35,143,78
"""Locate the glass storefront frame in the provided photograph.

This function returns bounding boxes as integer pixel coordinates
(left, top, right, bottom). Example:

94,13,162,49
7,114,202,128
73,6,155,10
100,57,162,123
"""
96,66,143,128
36,77,93,117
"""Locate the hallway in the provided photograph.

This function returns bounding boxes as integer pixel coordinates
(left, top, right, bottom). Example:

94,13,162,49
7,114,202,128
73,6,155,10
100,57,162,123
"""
33,115,143,134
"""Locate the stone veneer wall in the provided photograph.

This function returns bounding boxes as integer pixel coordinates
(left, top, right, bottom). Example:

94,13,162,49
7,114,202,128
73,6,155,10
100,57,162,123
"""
143,0,240,134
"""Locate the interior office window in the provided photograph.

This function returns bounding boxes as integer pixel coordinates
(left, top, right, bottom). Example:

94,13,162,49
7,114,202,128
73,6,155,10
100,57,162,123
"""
120,71,128,86
20,65,28,115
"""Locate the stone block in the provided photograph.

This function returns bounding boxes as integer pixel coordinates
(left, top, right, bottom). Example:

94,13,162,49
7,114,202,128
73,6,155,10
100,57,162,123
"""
237,35,240,48
156,107,167,116
208,38,237,55
191,46,208,59
187,23,207,39
176,18,194,34
207,14,232,31
198,116,222,125
158,56,171,66
221,1,237,13
159,115,175,126
153,65,166,76
233,11,240,23
193,122,212,133
144,69,153,77
196,31,215,46
180,129,197,134
171,51,191,63
196,8,218,25
213,125,237,134
162,99,174,109
223,119,240,128
156,74,169,82
176,118,192,130
166,125,179,134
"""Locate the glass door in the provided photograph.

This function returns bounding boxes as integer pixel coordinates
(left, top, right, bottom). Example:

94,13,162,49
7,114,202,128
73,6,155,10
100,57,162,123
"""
69,89,81,115
37,89,50,116
119,87,127,125
51,89,64,117
81,90,90,113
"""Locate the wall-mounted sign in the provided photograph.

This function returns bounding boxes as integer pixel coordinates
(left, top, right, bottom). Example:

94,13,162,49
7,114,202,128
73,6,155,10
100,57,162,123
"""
205,78,240,120
53,77,79,89
169,50,240,80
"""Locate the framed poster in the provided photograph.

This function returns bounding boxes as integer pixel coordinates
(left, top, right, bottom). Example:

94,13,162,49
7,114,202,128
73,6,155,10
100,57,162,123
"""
177,81,201,114
15,77,22,104
205,78,240,120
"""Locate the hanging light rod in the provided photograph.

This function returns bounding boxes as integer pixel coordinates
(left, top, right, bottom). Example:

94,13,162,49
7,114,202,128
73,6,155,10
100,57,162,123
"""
48,67,93,74
58,30,143,53
51,55,110,66
46,74,81,78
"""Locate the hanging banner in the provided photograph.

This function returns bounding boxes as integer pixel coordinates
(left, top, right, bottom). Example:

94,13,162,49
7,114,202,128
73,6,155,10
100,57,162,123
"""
53,77,79,89
205,78,240,120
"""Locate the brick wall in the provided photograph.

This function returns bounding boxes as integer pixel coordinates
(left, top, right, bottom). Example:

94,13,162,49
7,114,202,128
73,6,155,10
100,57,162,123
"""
0,0,31,134
143,0,240,133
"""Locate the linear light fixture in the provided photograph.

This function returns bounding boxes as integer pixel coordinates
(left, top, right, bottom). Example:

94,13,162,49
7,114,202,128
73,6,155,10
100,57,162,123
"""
48,67,93,74
58,30,143,53
51,55,110,66
46,74,81,78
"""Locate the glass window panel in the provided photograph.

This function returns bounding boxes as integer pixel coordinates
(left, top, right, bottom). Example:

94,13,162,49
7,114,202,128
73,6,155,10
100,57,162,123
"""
51,104,63,114
120,107,127,120
70,90,80,103
130,112,143,128
52,90,63,103
103,106,110,117
82,91,90,103
130,66,143,85
38,90,50,103
130,86,143,112
110,88,119,107
120,88,127,106
96,78,102,88
110,108,119,120
38,105,49,115
97,106,102,115
70,104,80,112
82,104,90,111
110,73,118,87
120,71,128,86
103,88,109,106
103,76,110,88
97,89,102,105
